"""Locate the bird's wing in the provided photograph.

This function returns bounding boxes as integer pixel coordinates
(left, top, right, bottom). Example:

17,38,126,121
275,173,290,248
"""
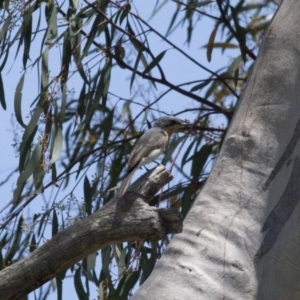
127,127,168,173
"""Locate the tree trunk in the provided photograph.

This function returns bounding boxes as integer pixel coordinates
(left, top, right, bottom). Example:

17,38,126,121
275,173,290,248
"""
132,1,300,299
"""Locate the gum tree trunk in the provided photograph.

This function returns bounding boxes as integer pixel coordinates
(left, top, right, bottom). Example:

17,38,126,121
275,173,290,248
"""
132,1,300,299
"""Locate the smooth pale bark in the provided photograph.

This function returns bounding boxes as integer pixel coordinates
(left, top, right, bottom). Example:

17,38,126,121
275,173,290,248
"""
0,166,182,300
132,1,300,299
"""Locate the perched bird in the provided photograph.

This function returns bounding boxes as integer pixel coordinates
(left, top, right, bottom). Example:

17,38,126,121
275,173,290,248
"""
117,116,187,197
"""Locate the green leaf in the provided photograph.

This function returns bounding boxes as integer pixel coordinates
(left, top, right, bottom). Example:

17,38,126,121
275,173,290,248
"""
0,249,3,270
204,42,239,50
181,139,197,168
117,270,140,299
51,162,57,184
162,135,186,165
190,79,212,92
74,266,88,300
29,234,36,253
46,4,57,41
166,3,181,35
0,72,6,110
130,49,142,91
142,50,167,75
117,247,127,277
37,213,48,237
127,20,149,89
234,68,239,88
89,58,112,116
0,15,11,42
13,141,43,205
140,247,156,284
61,30,71,86
60,83,67,124
230,5,247,62
104,25,111,48
5,216,23,264
50,124,63,164
84,176,93,215
19,125,38,174
100,57,111,108
56,270,65,300
101,247,112,280
41,47,49,94
33,160,45,194
207,26,218,62
12,26,24,63
52,209,58,237
102,109,114,148
23,14,32,68
14,74,26,128
80,14,102,62
181,186,193,217
120,3,131,25
98,281,107,300
19,105,43,172
227,55,243,76
192,0,213,8
77,83,86,121
186,18,193,45
86,252,97,273
191,144,213,178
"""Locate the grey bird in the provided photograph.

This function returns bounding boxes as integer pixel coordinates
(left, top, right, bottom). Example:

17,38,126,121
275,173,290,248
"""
117,116,187,197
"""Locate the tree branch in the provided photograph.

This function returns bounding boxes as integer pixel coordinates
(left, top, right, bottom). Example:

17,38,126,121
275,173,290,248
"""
0,165,182,300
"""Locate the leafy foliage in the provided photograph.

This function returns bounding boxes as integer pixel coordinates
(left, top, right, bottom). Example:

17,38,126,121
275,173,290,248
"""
0,0,277,298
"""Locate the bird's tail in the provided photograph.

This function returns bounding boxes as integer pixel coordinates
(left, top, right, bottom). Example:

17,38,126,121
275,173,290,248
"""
116,169,135,197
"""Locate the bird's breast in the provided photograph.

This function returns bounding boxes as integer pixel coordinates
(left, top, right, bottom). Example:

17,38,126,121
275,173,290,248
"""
139,148,164,166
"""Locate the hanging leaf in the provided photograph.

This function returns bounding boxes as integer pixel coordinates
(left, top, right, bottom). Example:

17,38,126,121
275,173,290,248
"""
120,3,131,25
46,4,57,41
117,270,140,299
0,15,11,42
102,109,114,149
14,74,26,128
190,144,214,179
74,266,88,300
166,2,181,35
86,252,97,273
207,25,218,62
181,139,197,168
29,234,36,253
77,83,86,121
13,142,43,206
162,135,186,165
5,216,24,264
84,176,93,215
33,159,45,194
50,124,63,164
80,14,103,62
60,83,67,124
142,50,167,75
0,72,6,110
130,49,142,91
52,209,58,237
190,79,212,92
23,13,32,68
116,247,127,277
61,30,71,86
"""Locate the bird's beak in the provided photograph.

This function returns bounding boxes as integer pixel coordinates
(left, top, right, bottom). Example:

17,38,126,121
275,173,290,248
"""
180,120,190,128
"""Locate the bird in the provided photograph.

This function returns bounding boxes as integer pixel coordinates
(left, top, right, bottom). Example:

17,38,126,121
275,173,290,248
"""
117,116,188,197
